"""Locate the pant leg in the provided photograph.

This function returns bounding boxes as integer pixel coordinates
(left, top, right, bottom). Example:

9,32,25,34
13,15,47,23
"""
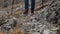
24,0,29,9
24,0,29,14
31,0,35,14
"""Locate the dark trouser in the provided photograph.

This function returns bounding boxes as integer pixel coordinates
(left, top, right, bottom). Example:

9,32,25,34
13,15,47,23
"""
24,0,35,14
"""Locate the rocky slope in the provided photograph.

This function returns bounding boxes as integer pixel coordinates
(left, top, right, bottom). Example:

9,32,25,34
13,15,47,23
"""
0,0,60,34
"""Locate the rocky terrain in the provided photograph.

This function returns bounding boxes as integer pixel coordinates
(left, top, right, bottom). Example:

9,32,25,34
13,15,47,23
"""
0,0,60,34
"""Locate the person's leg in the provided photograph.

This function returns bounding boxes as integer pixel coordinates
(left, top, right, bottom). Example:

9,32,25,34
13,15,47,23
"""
31,0,35,14
24,0,29,14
